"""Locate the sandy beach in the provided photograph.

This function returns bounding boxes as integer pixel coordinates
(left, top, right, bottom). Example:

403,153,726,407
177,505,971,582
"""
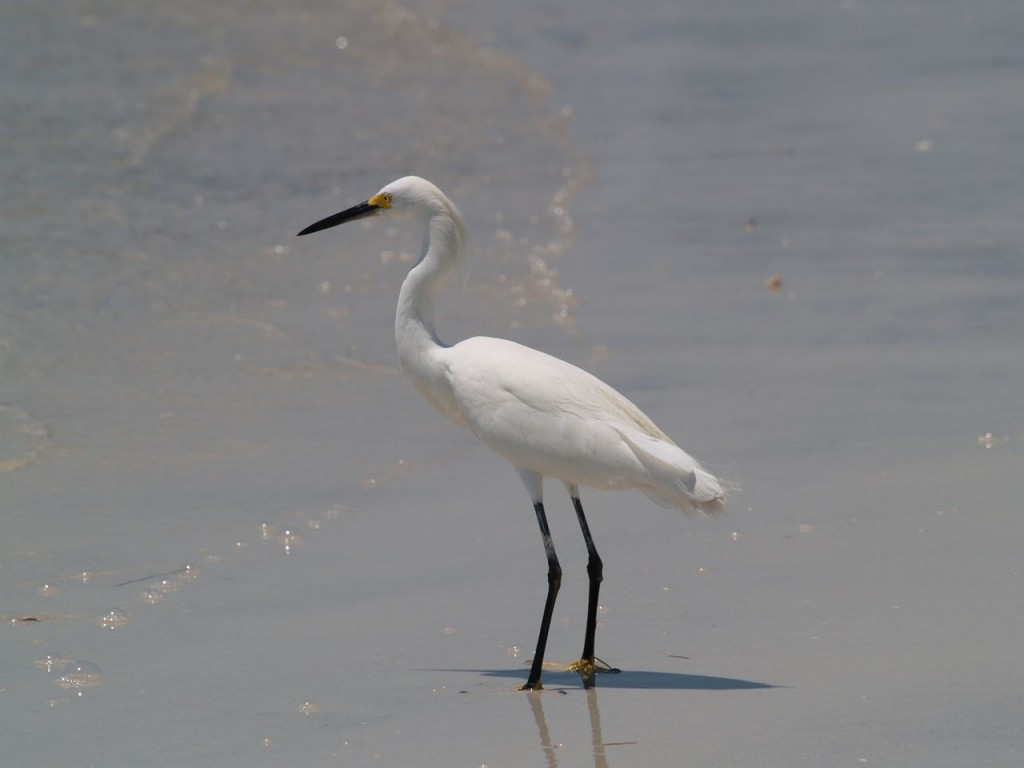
3,1,1022,765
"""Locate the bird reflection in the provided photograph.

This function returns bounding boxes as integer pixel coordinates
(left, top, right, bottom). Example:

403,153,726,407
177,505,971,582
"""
429,665,772,764
526,688,616,768
515,666,773,766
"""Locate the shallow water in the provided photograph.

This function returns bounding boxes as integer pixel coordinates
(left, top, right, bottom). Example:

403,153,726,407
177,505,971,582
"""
3,1,1022,766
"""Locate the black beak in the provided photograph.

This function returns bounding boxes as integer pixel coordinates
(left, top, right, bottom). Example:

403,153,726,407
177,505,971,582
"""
297,200,379,236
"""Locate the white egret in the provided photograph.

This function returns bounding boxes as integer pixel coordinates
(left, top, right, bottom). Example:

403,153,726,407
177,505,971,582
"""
298,176,725,689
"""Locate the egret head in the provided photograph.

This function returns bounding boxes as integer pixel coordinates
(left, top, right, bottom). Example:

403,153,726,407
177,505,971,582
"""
297,176,452,237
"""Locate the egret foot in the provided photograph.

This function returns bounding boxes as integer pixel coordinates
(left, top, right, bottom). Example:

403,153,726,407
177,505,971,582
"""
568,657,621,685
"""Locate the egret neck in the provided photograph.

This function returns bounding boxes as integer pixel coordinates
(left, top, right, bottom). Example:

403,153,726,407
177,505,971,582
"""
394,202,467,425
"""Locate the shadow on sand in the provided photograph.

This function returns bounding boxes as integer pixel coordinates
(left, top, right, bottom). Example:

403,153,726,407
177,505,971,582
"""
465,667,776,691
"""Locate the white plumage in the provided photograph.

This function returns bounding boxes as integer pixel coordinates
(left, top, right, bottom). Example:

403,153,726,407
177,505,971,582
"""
445,336,723,511
298,175,726,689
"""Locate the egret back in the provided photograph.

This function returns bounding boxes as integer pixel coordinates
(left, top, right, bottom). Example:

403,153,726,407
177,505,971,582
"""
442,336,725,512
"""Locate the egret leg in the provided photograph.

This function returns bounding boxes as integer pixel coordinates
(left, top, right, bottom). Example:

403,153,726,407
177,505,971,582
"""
571,493,603,687
522,501,562,691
